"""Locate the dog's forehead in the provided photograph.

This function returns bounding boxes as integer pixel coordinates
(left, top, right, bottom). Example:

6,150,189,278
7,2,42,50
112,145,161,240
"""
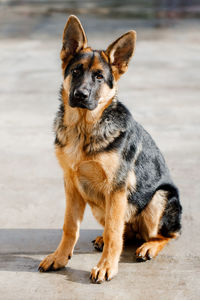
72,49,109,71
64,48,112,80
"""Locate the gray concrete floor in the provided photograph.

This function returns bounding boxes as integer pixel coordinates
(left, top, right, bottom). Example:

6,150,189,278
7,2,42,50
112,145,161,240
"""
0,8,200,300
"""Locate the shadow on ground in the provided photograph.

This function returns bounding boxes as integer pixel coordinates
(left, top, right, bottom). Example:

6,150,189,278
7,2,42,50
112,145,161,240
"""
0,229,141,278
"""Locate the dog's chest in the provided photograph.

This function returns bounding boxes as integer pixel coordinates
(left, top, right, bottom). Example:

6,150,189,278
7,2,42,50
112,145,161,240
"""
65,135,84,170
56,124,86,171
56,137,119,204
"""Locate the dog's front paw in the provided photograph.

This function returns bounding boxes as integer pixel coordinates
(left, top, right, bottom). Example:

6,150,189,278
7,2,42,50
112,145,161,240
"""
38,251,71,272
90,260,118,283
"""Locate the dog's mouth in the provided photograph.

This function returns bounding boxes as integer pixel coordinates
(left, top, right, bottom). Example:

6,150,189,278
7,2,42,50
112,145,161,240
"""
69,97,98,111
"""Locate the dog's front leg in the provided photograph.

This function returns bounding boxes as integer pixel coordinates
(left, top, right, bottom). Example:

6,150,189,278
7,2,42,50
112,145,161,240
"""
39,177,86,272
90,189,127,283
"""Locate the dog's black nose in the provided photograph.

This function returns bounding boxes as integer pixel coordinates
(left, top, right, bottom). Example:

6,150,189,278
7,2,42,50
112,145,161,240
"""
74,88,89,100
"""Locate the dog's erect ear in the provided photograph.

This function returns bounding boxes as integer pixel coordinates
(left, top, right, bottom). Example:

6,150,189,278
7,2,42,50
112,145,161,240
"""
60,15,87,62
106,31,136,78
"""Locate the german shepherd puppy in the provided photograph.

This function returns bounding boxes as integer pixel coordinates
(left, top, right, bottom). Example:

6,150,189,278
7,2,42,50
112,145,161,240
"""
39,15,182,283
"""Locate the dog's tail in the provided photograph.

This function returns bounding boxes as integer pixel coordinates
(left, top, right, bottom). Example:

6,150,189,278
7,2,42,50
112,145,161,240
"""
159,185,182,237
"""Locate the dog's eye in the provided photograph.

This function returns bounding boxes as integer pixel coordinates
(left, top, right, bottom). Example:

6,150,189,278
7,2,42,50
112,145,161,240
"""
95,73,103,80
72,68,81,76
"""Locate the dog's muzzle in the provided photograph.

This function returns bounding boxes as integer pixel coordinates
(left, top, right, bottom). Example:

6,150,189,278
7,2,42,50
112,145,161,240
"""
69,88,97,110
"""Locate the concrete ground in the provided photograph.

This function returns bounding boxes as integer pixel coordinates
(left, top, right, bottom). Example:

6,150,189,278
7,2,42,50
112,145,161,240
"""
0,7,200,300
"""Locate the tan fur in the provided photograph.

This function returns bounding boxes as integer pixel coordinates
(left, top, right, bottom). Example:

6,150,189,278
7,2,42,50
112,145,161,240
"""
125,190,168,242
77,161,107,201
89,203,105,226
76,151,119,197
124,170,137,223
138,190,168,241
93,236,104,250
90,189,127,282
124,189,168,243
38,176,86,271
124,203,138,224
127,169,137,191
136,235,171,260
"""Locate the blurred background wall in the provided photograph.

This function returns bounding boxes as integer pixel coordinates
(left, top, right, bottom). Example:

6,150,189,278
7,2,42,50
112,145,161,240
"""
1,0,200,19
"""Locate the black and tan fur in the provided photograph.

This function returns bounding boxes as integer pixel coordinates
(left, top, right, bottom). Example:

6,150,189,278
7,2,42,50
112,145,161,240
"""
39,15,182,283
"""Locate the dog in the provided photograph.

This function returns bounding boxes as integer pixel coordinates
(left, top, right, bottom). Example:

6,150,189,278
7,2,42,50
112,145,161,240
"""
38,15,182,283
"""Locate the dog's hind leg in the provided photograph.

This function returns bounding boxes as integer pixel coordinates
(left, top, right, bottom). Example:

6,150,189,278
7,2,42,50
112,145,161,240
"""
92,236,104,252
38,177,86,272
135,235,171,261
135,189,181,261
89,203,105,252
